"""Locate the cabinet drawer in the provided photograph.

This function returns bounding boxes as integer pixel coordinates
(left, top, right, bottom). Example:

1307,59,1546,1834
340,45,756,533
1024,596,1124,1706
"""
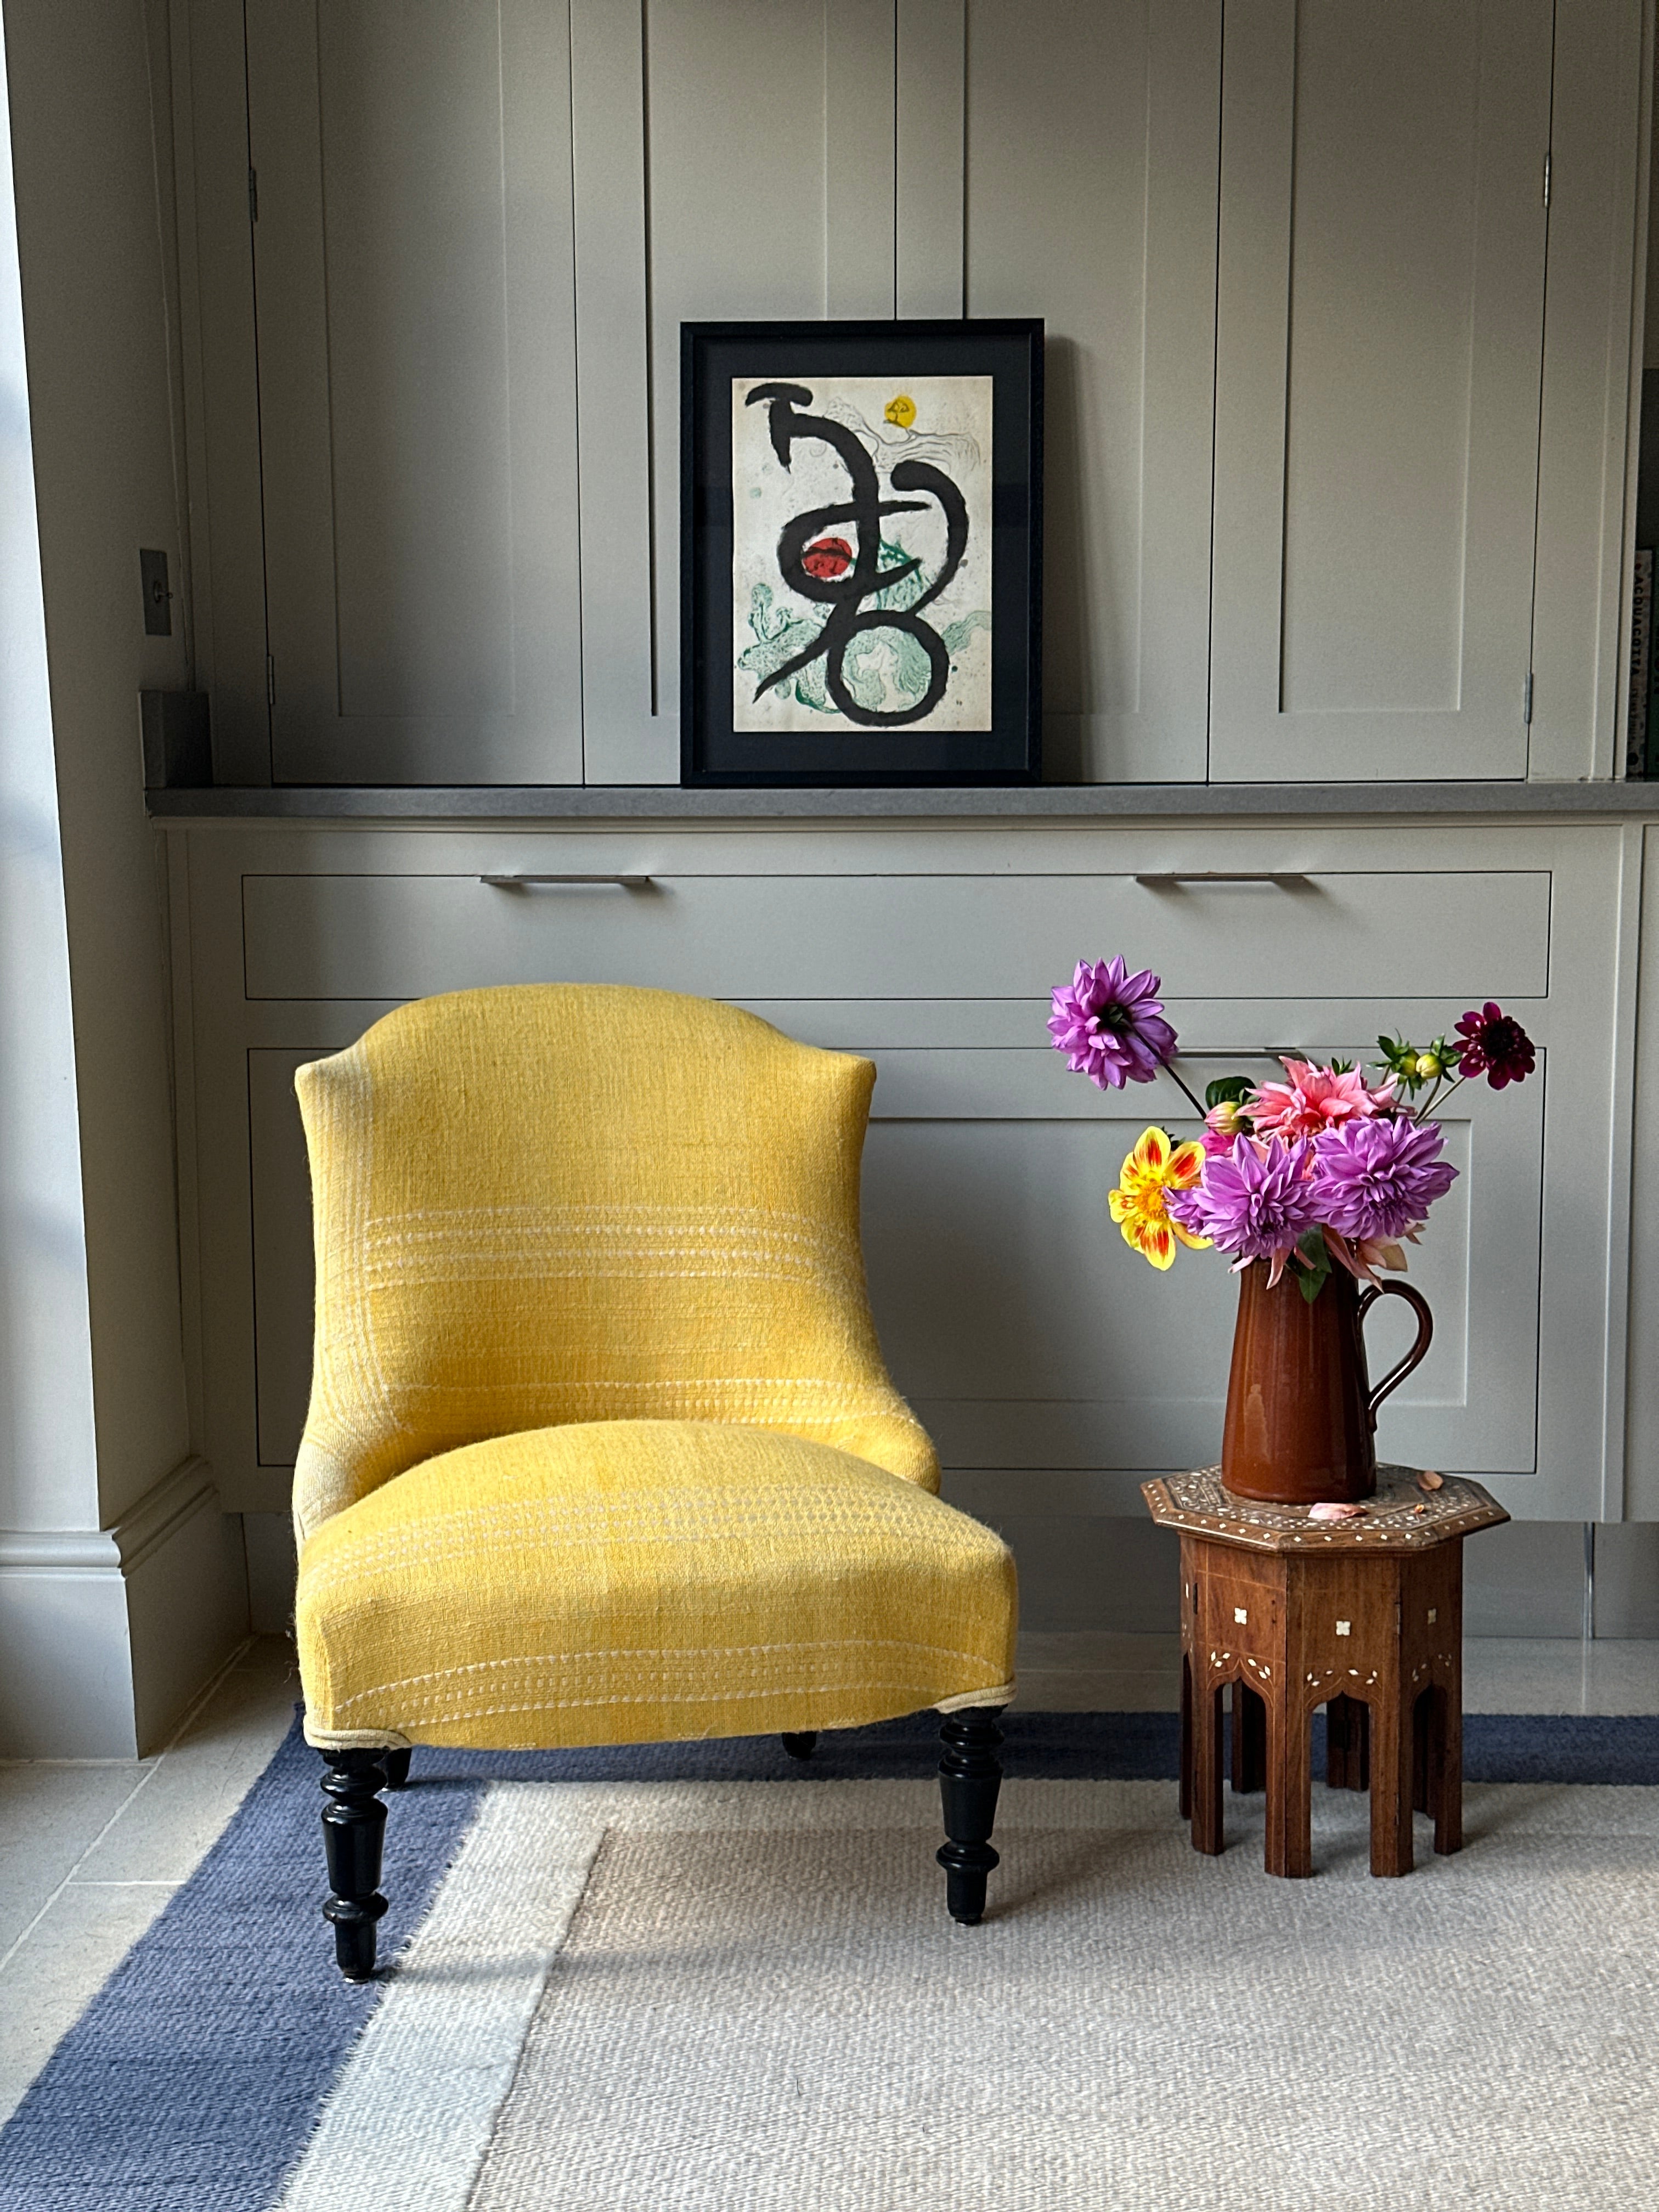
180,824,1629,1521
241,867,1551,1003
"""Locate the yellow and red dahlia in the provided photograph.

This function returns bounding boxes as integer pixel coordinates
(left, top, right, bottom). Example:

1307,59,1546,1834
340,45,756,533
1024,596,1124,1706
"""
1109,1127,1210,1271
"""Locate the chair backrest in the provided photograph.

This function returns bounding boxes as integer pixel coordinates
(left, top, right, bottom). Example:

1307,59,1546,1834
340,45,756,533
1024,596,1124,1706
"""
292,984,936,1538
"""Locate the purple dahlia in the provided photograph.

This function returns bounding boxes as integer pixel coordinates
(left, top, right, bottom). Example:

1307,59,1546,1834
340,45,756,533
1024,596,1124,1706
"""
1047,957,1178,1091
1453,1002,1536,1090
1310,1115,1458,1243
1166,1135,1323,1268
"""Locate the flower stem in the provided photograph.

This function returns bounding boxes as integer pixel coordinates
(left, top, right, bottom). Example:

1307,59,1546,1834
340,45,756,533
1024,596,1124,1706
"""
1412,1071,1466,1124
1163,1063,1209,1121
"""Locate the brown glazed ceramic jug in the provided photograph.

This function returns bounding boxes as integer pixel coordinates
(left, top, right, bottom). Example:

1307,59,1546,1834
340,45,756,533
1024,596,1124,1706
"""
1219,1260,1434,1504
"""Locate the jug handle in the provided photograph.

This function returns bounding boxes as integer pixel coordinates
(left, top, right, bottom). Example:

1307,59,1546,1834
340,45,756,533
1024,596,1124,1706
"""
1356,1281,1434,1430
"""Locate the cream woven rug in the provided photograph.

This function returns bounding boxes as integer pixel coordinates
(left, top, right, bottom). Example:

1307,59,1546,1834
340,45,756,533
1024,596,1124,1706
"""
270,1775,1659,2211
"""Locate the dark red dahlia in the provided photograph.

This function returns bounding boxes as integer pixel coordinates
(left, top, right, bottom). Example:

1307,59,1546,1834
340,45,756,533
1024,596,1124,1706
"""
1453,1002,1536,1090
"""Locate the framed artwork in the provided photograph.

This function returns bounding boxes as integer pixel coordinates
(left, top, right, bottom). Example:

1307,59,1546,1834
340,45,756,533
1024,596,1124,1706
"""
681,319,1042,786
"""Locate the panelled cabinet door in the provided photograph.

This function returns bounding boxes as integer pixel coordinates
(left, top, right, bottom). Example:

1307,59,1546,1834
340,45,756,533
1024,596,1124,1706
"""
572,0,901,783
951,0,1221,782
245,0,583,783
1209,0,1553,782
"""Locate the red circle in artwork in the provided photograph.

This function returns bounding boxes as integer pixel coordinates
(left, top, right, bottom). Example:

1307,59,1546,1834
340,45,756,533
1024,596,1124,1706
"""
802,536,853,580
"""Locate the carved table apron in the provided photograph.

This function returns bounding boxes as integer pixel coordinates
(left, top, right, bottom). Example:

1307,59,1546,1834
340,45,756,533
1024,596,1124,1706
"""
1142,1466,1510,1878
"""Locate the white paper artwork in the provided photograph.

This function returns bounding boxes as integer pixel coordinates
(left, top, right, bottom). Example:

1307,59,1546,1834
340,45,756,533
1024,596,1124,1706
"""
731,374,994,734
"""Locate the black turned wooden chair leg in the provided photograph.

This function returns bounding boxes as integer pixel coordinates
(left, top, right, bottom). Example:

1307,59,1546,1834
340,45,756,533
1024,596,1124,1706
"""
937,1707,1003,1925
320,1750,390,1981
780,1732,817,1760
380,1747,413,1790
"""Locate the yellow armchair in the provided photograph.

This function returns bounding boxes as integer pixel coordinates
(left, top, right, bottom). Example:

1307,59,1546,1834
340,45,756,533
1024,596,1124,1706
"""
292,984,1017,1974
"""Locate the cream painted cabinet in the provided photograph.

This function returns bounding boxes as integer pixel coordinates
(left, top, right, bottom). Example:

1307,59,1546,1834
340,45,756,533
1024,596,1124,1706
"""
570,0,909,781
580,0,1226,783
244,0,585,785
167,822,1634,1543
952,1,1220,782
232,0,1226,787
1622,825,1659,1520
189,3,1641,789
1209,0,1553,782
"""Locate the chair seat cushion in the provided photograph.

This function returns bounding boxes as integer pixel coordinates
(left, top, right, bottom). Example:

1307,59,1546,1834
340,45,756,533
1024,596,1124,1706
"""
296,1419,1017,1750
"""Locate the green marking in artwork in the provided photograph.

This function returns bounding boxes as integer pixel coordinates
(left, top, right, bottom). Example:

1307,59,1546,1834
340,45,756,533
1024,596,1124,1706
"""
737,539,991,717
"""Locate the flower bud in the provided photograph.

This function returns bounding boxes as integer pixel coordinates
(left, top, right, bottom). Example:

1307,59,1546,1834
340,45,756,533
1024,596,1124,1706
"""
1415,1052,1442,1080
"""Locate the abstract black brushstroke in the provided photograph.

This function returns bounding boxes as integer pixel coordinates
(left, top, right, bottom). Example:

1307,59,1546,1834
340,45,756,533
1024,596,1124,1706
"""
744,381,969,729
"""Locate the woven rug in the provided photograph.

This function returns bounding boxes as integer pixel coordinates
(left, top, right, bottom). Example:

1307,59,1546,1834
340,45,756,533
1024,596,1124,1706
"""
3,1713,1658,2210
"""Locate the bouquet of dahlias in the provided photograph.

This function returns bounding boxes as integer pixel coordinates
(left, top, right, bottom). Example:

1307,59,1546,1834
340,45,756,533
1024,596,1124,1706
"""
1048,956,1536,1301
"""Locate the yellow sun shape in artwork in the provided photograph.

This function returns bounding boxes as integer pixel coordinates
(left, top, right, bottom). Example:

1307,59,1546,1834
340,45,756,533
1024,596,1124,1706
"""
1108,1126,1211,1271
884,393,917,429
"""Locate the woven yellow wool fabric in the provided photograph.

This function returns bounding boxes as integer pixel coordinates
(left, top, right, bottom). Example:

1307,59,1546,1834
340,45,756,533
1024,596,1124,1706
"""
292,984,1015,1749
294,985,938,1542
297,1419,1017,1748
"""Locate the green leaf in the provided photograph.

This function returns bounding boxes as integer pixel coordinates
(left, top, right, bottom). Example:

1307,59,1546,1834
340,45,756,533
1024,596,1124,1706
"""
1295,1228,1333,1305
1204,1075,1253,1110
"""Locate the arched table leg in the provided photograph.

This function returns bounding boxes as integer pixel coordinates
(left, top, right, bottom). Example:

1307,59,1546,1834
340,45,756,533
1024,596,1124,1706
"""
1190,1673,1224,1857
1263,1695,1313,1878
1369,1691,1417,1877
1232,1683,1267,1793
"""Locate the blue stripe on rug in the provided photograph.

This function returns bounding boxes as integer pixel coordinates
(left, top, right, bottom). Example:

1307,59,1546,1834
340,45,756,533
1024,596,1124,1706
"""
2,1705,1655,2211
426,1708,1659,1786
0,1726,486,2212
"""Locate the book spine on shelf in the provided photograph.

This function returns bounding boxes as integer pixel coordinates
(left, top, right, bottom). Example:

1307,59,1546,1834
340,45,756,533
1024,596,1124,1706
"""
1628,548,1654,778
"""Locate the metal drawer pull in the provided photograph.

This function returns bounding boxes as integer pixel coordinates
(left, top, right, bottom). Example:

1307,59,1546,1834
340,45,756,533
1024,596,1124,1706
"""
479,872,653,889
1133,872,1311,887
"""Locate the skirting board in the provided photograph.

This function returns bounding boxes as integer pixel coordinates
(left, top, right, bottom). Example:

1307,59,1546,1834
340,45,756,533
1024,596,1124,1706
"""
241,1509,297,1637
0,1458,249,1757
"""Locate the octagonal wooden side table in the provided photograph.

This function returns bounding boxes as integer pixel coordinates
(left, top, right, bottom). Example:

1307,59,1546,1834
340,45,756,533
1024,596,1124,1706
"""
1142,1465,1509,1878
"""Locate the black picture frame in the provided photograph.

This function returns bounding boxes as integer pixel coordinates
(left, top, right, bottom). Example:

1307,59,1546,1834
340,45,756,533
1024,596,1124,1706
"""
681,318,1043,787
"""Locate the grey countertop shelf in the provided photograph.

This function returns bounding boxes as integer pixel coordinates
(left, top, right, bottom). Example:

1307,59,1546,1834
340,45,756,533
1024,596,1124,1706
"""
145,779,1659,823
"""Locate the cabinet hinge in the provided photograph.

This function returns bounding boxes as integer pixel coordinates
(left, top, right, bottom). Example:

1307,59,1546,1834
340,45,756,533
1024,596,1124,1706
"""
266,653,275,708
1523,670,1534,724
248,166,258,223
1543,151,1551,210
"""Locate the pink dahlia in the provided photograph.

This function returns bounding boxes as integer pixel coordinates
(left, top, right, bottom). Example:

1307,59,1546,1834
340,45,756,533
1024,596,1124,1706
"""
1453,1003,1536,1090
1166,1135,1323,1283
1310,1116,1458,1243
1047,957,1177,1091
1248,1059,1396,1142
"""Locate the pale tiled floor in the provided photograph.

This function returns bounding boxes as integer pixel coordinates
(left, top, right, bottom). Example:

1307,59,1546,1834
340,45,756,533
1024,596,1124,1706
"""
0,1635,300,2128
0,1630,1655,2130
